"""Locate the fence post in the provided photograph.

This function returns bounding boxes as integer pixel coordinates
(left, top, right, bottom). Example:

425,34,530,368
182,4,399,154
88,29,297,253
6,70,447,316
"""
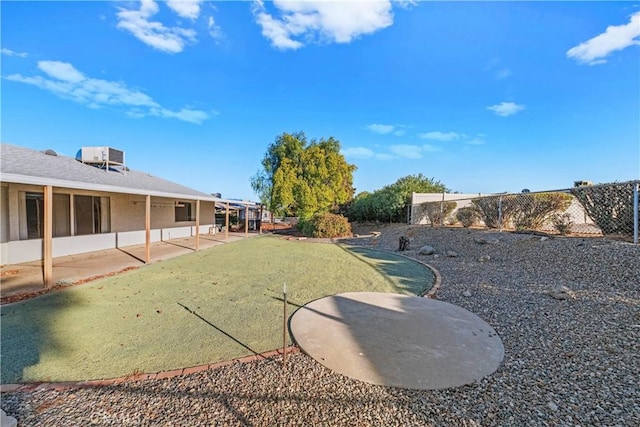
634,182,639,244
498,196,503,232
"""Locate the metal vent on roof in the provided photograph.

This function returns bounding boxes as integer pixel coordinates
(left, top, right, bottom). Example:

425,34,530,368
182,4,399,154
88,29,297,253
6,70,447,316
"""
42,149,58,156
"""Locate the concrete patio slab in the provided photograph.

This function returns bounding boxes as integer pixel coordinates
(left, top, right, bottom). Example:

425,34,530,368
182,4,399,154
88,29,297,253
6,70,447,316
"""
289,292,504,390
0,233,253,298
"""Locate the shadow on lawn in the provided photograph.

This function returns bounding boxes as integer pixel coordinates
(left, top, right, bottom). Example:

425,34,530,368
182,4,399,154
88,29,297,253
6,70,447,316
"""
177,303,264,358
338,245,434,296
1,291,81,384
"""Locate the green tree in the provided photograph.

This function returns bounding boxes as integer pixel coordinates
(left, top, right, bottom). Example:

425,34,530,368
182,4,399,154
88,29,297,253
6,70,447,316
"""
251,132,356,219
348,174,448,223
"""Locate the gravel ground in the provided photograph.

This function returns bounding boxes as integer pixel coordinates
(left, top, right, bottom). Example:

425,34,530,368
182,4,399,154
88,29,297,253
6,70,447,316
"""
2,225,639,426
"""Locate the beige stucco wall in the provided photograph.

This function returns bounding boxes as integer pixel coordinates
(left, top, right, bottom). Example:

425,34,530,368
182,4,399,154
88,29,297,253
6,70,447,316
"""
0,182,217,264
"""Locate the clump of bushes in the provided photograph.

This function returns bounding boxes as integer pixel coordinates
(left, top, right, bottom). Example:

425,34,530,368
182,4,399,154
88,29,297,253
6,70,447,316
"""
551,213,574,235
571,181,638,236
470,196,517,229
512,192,573,231
419,201,457,226
456,207,480,227
298,213,352,238
470,192,573,231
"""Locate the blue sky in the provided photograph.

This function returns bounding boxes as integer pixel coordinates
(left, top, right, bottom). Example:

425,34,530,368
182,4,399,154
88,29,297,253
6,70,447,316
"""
2,1,639,200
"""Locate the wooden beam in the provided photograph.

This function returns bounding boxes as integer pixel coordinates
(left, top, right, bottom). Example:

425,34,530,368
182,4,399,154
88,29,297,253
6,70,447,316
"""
195,199,200,251
245,205,249,237
43,185,53,289
259,205,263,235
225,202,230,240
145,195,151,264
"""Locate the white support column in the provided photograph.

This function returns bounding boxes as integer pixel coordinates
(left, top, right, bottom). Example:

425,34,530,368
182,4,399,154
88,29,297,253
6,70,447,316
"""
43,185,53,288
145,195,151,264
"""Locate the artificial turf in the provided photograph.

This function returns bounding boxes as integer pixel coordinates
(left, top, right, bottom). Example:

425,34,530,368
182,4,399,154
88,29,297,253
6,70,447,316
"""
0,235,434,383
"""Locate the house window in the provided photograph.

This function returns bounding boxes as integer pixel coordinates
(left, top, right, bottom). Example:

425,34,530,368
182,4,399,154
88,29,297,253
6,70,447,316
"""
25,192,71,239
175,201,194,222
75,195,110,235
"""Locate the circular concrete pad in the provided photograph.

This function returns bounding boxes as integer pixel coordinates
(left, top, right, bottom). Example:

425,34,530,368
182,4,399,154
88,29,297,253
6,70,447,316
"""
290,292,504,390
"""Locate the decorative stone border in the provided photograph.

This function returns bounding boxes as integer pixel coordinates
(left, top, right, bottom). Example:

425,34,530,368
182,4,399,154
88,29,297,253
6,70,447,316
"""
0,346,299,393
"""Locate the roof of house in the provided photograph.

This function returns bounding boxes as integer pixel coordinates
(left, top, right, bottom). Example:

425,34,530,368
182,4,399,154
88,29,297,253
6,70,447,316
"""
0,143,219,201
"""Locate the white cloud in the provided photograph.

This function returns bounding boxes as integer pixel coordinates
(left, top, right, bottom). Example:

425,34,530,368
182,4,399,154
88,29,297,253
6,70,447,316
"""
166,0,203,20
366,123,407,135
252,0,394,50
6,60,209,124
418,131,461,142
367,123,395,134
465,138,485,145
208,16,223,41
389,144,424,159
38,60,86,83
422,144,442,152
484,57,512,80
116,0,197,53
153,107,209,124
342,147,374,159
1,48,28,58
567,12,640,65
487,102,525,117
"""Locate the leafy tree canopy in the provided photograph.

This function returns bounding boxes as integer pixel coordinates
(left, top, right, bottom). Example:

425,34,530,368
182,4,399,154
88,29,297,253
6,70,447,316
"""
251,132,356,219
348,174,448,223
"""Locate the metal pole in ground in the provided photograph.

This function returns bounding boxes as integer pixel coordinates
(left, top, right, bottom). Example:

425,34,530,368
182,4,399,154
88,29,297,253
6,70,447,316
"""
283,283,288,367
498,196,503,232
634,182,639,244
440,192,445,227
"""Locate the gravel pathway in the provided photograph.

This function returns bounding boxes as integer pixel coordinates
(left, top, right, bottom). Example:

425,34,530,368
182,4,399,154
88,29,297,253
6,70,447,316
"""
2,225,639,426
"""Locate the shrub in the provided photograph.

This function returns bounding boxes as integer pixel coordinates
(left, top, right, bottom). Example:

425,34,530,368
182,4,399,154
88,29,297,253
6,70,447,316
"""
551,213,574,235
511,192,573,231
470,195,517,229
456,207,480,227
299,213,352,238
571,181,638,236
419,201,457,226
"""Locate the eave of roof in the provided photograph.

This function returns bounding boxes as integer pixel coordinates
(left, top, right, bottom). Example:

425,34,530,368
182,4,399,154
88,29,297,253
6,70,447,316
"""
0,143,259,206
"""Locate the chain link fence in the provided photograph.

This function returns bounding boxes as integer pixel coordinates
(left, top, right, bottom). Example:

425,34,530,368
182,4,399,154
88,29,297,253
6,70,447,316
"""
410,180,640,243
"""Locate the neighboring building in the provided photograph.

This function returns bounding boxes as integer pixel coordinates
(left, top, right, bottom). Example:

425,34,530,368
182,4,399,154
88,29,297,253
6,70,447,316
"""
0,144,255,285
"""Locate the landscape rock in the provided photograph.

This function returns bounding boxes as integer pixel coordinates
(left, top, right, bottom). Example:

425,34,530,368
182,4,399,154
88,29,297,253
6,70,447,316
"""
418,245,435,255
463,290,472,297
548,285,575,300
478,255,491,262
446,251,458,257
473,236,500,245
1,410,17,427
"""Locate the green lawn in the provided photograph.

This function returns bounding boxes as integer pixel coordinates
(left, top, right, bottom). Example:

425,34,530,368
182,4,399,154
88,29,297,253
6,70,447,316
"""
1,235,434,383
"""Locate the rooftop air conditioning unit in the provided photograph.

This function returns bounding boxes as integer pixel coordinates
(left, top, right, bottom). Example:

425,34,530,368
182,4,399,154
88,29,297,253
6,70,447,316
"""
79,147,125,167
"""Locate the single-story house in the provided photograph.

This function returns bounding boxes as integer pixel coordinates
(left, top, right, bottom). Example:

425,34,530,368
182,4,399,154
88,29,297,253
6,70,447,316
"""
0,143,259,287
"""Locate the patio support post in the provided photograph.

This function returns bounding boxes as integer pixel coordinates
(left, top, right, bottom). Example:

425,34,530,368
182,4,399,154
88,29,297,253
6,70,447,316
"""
259,204,263,234
145,195,151,263
245,205,249,237
195,199,200,251
225,202,230,240
43,185,53,289
634,182,638,245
